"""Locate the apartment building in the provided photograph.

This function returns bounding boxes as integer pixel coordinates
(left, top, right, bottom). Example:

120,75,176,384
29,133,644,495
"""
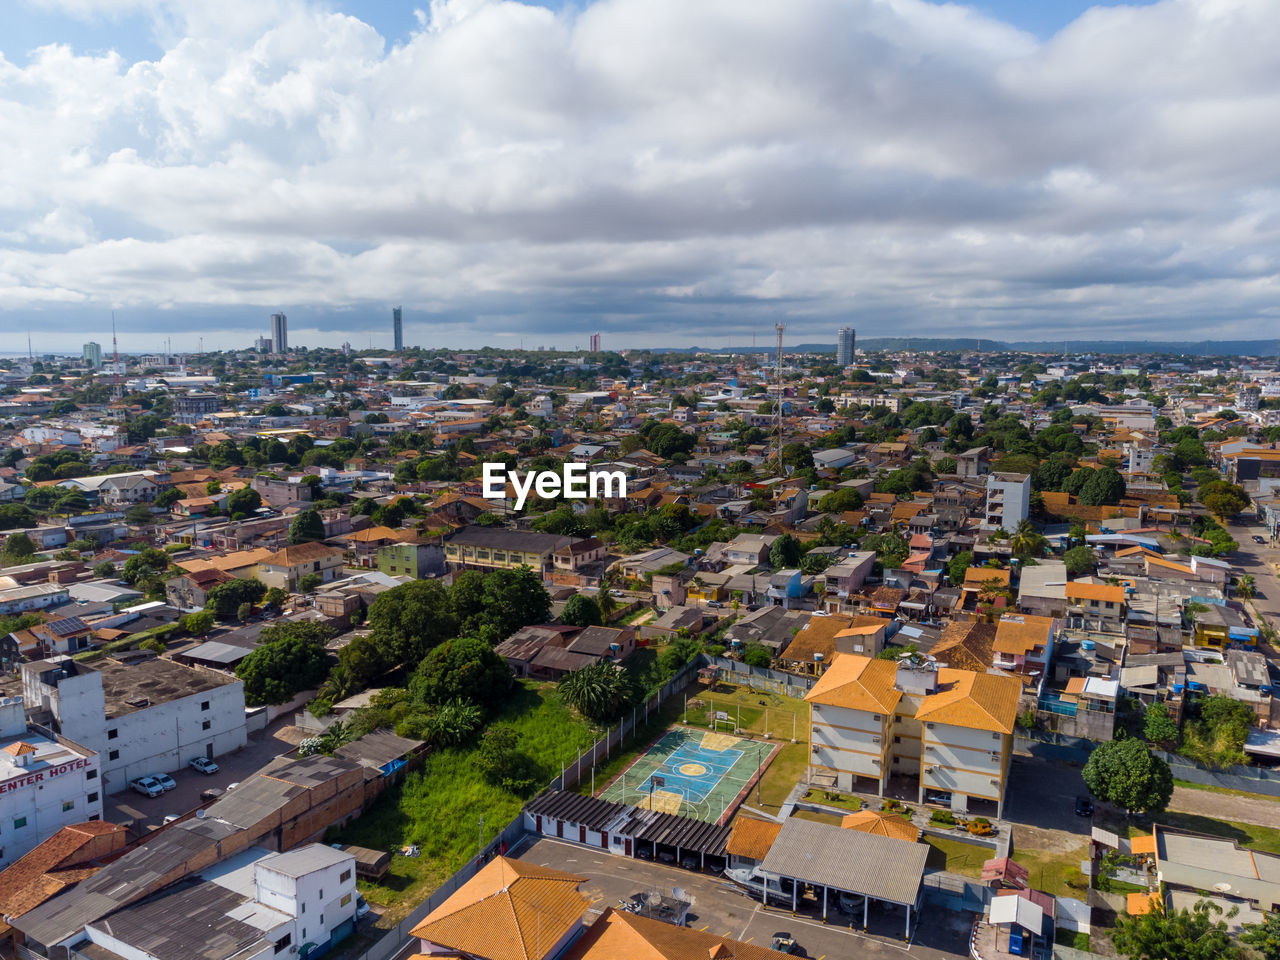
984,472,1031,532
442,526,576,575
806,654,1021,816
21,655,246,793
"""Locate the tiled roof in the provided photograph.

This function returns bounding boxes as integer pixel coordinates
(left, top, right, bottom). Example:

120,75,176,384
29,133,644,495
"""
993,614,1055,655
782,613,885,662
840,810,919,842
1065,581,1126,604
261,541,343,566
932,621,996,673
916,668,1021,734
409,856,588,960
805,654,902,713
724,817,782,861
562,908,793,960
0,821,127,933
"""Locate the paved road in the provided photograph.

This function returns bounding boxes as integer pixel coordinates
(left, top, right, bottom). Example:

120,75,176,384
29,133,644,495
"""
518,837,971,959
1226,520,1280,634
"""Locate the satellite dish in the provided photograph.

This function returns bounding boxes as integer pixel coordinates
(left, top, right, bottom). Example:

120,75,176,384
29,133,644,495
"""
1213,882,1232,893
646,891,663,908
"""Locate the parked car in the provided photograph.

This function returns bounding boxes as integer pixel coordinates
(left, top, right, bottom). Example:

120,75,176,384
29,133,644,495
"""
1253,535,1266,544
190,757,220,775
151,773,177,792
130,777,163,798
200,787,224,803
680,854,699,870
1075,796,1095,817
924,790,952,806
771,933,802,955
163,814,180,824
707,600,723,608
355,896,371,920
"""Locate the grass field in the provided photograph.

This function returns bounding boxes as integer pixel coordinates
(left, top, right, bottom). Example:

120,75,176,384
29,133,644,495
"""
1012,842,1091,899
1136,813,1280,855
329,681,601,923
792,809,844,826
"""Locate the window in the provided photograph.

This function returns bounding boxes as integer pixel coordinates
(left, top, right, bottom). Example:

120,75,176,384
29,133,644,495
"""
202,720,211,731
1105,601,1115,610
301,903,306,914
872,714,881,722
992,732,1000,741
201,700,210,711
62,801,74,812
88,792,99,803
274,935,292,954
108,749,119,761
340,869,351,883
894,736,901,744
341,893,351,907
107,729,118,740
86,769,97,780
13,818,26,829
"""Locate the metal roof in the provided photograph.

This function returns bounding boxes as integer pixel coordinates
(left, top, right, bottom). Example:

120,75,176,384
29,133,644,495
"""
256,844,352,878
180,641,251,665
757,818,927,906
526,789,630,833
624,808,732,857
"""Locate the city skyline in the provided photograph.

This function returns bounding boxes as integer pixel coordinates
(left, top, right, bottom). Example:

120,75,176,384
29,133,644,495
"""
2,0,1277,353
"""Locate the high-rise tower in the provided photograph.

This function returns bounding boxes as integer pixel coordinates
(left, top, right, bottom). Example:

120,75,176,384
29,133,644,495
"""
270,313,288,353
836,327,856,365
393,306,403,352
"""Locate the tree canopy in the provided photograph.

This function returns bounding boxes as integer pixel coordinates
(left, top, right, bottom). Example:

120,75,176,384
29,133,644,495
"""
235,621,333,706
1082,737,1172,815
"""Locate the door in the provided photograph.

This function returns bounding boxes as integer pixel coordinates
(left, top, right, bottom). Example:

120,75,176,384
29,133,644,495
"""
625,838,632,857
579,824,587,844
535,815,542,834
557,820,563,838
206,743,214,760
600,831,608,849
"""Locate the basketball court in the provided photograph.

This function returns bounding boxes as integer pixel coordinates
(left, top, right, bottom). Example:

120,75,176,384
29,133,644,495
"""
598,727,775,823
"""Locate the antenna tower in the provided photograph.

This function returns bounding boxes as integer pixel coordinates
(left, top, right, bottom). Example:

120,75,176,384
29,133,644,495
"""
112,312,123,401
775,322,785,471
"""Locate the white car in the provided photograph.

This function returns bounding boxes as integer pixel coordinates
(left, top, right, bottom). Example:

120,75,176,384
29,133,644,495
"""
190,757,220,775
130,777,163,798
152,773,177,792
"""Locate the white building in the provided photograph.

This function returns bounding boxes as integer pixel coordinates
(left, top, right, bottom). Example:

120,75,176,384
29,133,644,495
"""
836,327,856,365
528,395,553,418
78,844,359,960
82,343,103,368
21,655,246,794
985,472,1031,533
0,583,70,616
0,695,102,868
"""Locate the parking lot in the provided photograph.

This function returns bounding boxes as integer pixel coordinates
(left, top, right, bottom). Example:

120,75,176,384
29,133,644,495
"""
105,716,297,834
517,837,970,959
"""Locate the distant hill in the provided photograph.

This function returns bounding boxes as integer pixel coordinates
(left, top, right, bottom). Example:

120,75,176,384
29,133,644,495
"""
680,338,1280,357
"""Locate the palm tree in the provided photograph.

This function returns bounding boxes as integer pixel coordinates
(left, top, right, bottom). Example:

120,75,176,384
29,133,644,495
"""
559,662,630,724
1237,574,1257,599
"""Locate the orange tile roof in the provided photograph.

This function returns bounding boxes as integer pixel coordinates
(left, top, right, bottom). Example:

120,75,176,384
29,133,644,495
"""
916,668,1021,734
2,742,36,756
562,908,793,960
261,541,343,566
840,810,919,842
1063,676,1086,696
932,621,996,673
725,817,782,861
805,654,902,714
0,821,127,933
409,857,588,960
1130,833,1157,855
1065,581,1126,604
993,614,1055,656
782,613,885,663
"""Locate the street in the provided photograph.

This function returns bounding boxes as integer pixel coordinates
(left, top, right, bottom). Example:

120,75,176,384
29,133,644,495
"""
1229,520,1280,637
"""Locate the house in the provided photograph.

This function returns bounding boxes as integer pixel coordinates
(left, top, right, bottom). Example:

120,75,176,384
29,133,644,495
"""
564,908,795,960
257,542,345,592
410,856,589,960
553,537,607,573
779,613,889,673
985,473,1031,533
992,614,1056,688
443,526,576,576
807,654,1020,816
955,447,992,478
376,539,444,580
165,567,236,611
1065,580,1127,632
931,621,997,673
723,533,777,566
766,569,806,609
494,625,584,677
25,618,95,658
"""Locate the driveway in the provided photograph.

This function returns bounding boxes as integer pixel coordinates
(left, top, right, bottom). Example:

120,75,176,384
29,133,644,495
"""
106,716,297,835
517,837,970,959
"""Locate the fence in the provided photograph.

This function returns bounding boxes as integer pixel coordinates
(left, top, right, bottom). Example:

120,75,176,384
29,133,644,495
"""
555,658,702,791
702,655,817,699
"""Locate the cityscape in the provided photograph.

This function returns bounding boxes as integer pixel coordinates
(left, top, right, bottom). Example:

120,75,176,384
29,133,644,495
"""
2,3,1280,960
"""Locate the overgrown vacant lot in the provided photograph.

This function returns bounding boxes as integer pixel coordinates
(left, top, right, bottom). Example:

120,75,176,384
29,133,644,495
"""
331,681,601,922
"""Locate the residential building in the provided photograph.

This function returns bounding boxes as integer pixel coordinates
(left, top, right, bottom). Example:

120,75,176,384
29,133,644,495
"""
376,539,444,579
0,696,102,868
985,472,1031,533
257,542,345,592
21,655,247,793
442,526,576,575
392,305,403,352
836,326,856,365
806,654,1020,816
992,614,1057,683
566,909,794,960
270,312,288,353
1064,580,1127,632
173,392,222,421
82,343,102,368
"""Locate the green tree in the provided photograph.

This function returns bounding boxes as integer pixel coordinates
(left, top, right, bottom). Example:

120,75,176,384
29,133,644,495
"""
1143,701,1179,746
299,572,323,593
264,586,289,608
471,567,552,644
1112,899,1242,960
1200,481,1249,523
817,488,864,513
227,486,263,519
1,532,36,565
93,560,116,578
1242,912,1280,960
559,661,632,723
1063,545,1096,576
658,634,703,675
122,548,169,586
182,610,215,636
1078,466,1126,506
1082,737,1173,815
124,503,154,525
235,621,333,706
205,578,268,619
475,727,540,795
410,636,512,709
288,509,326,544
154,487,182,509
561,593,603,627
769,533,802,569
742,643,772,668
368,579,458,665
0,504,35,530
948,550,974,586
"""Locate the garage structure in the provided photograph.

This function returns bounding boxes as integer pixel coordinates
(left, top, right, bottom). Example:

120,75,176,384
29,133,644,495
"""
757,817,928,939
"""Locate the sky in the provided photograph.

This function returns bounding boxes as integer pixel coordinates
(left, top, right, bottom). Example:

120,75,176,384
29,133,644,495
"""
2,0,1278,355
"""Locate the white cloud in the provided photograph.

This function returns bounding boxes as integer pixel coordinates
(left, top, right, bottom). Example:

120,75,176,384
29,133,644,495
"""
3,0,1280,350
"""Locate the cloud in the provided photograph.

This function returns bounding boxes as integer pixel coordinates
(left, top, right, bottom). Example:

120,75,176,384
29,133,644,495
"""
3,0,1280,350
